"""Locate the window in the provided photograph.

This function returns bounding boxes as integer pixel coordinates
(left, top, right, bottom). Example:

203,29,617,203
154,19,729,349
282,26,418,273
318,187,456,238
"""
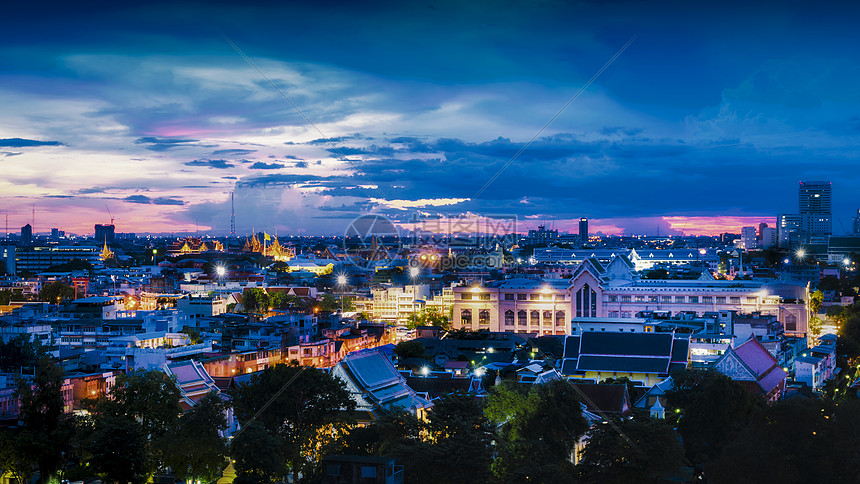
608,295,618,303
303,348,312,356
675,296,685,303
530,310,540,325
461,294,472,300
505,310,514,326
479,309,490,326
635,295,646,302
326,464,340,476
576,284,598,317
702,296,713,303
716,296,726,303
555,294,566,301
530,294,539,301
556,311,566,326
746,297,757,304
608,311,619,318
785,314,797,331
518,310,527,325
542,294,551,301
649,296,659,302
504,293,514,301
461,309,472,325
730,297,740,304
543,310,552,324
662,296,672,303
517,293,528,301
621,295,631,302
480,294,491,301
689,296,698,303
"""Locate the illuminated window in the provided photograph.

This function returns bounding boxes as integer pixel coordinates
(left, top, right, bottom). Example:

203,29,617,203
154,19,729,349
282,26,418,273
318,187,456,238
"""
504,310,514,325
461,309,472,325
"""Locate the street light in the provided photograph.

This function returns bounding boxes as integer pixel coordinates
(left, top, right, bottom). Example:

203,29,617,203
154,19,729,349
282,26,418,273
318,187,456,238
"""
796,248,806,260
336,274,347,313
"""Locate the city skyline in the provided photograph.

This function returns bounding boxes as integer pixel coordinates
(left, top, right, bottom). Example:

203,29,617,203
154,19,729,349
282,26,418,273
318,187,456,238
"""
3,1,860,236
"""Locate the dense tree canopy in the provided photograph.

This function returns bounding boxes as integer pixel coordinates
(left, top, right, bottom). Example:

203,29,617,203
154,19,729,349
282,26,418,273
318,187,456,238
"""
38,281,75,303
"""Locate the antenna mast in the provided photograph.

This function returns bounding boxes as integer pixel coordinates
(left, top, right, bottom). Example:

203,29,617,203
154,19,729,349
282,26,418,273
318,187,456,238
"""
230,191,236,237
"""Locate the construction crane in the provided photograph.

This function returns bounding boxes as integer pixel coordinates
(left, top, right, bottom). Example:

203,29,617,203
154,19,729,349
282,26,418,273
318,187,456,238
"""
104,204,115,225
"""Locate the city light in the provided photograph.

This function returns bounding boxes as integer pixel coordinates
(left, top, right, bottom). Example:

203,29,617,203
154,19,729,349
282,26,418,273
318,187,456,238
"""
409,266,420,278
420,366,430,376
215,266,226,277
337,275,347,286
796,248,806,259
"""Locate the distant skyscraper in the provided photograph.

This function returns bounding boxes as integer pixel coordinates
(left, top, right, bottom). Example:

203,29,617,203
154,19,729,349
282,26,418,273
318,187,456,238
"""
579,217,588,243
853,209,860,235
741,226,757,250
94,224,116,244
778,214,802,248
20,224,32,244
799,181,832,237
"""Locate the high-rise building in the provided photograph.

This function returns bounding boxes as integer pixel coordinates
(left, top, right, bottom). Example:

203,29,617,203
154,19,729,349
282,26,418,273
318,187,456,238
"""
799,181,832,237
741,226,757,250
94,224,116,244
778,214,802,249
579,217,588,244
853,209,860,235
20,224,32,244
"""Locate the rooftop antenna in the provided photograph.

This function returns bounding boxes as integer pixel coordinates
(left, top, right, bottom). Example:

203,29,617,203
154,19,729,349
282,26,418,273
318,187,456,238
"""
230,191,236,237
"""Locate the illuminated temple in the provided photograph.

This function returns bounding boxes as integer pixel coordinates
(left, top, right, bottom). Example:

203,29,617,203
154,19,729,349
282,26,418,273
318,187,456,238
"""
167,237,225,255
242,233,294,262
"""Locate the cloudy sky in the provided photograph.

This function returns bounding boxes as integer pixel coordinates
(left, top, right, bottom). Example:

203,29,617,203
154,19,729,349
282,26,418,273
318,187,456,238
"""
2,0,860,237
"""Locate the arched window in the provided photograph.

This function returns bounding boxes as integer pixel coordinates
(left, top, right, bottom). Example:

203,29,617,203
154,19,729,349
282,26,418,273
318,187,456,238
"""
479,309,490,326
543,310,552,325
785,313,797,331
530,310,540,325
504,310,515,326
461,309,472,326
556,311,565,326
576,283,598,318
517,310,527,325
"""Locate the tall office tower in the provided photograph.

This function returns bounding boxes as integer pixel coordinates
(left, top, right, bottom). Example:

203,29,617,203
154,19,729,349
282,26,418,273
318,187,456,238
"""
579,217,588,244
853,209,860,235
778,214,802,249
741,226,758,250
94,224,116,244
799,181,832,237
20,224,32,244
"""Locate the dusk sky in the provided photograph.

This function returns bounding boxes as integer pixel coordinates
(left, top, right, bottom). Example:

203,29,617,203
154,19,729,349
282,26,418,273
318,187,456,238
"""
3,1,860,237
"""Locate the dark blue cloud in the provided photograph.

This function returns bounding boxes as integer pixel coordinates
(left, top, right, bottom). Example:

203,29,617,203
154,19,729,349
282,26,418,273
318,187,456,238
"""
135,136,199,151
249,161,284,170
124,195,185,205
0,138,63,147
184,159,234,169
212,148,257,156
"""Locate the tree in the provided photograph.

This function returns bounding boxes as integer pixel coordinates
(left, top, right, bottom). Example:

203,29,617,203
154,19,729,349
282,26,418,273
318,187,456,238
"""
86,415,151,484
426,392,494,484
664,369,763,470
0,334,47,371
242,288,270,314
46,258,93,273
394,340,426,360
577,417,688,483
231,423,287,483
406,308,450,330
163,392,229,483
14,357,71,483
229,364,355,483
485,379,588,481
809,289,824,315
86,369,182,475
37,281,76,303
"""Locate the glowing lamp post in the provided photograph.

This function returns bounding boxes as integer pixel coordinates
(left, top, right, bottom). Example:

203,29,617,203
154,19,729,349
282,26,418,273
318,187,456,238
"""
337,274,347,313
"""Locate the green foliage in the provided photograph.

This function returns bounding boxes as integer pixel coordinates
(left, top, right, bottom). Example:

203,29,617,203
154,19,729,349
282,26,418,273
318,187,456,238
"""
163,392,229,483
242,288,270,314
229,364,355,483
427,392,494,484
809,289,824,315
809,316,823,337
837,305,860,358
710,398,860,484
0,334,48,371
486,379,588,481
393,340,426,360
40,281,76,303
9,358,79,483
406,308,450,330
181,325,203,344
317,293,354,312
577,417,688,484
664,370,764,468
85,415,151,484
